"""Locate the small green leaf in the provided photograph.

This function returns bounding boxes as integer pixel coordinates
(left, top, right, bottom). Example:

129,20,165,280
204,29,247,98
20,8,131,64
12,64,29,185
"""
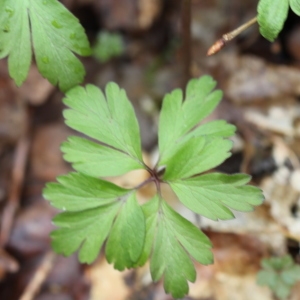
93,31,124,62
0,0,91,91
281,265,300,285
161,201,213,264
51,202,121,264
290,0,300,16
169,173,264,220
63,83,145,177
274,280,293,300
158,76,223,165
184,120,236,140
257,0,289,42
151,221,195,298
157,77,236,181
44,173,128,263
163,136,232,180
135,196,160,267
45,175,146,265
148,201,213,298
261,255,293,271
257,255,300,300
106,193,145,270
137,197,212,298
43,172,129,211
62,137,143,177
0,0,31,85
257,270,279,288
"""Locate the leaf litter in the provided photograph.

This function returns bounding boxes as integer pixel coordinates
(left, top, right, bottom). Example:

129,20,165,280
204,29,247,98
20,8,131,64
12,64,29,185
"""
0,0,300,299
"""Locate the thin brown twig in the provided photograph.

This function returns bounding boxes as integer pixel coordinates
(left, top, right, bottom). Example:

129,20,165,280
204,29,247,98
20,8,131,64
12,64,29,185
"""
0,133,30,246
207,16,257,56
19,251,56,300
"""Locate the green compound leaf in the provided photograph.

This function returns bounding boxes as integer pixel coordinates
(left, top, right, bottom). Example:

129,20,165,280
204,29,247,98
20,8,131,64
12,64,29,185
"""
106,193,145,270
290,0,300,15
257,255,300,300
43,75,265,298
137,196,213,298
158,76,224,166
63,83,145,177
93,31,124,63
0,0,91,91
169,173,264,220
257,0,289,42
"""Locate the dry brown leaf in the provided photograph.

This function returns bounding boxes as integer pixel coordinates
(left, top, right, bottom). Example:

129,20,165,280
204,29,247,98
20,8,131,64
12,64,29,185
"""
220,54,300,103
86,257,131,300
30,123,72,182
17,65,54,106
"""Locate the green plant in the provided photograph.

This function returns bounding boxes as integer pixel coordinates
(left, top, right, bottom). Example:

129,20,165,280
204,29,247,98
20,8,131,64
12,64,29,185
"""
0,0,91,91
43,76,264,298
258,0,300,41
93,31,124,63
1,0,288,298
257,255,300,299
208,0,300,56
1,0,298,90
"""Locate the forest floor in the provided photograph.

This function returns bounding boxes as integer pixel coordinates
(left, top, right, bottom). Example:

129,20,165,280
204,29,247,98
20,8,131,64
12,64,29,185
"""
0,0,300,299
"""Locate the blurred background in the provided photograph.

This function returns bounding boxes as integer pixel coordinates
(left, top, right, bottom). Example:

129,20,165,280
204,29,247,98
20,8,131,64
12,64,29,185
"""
0,0,300,299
